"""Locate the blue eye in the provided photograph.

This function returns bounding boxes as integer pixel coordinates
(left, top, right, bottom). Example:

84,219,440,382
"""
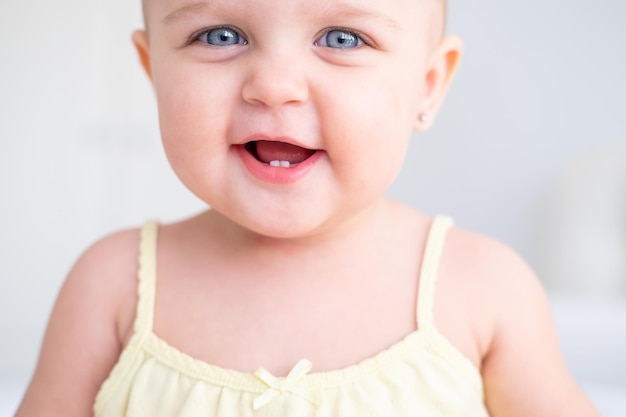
317,29,364,49
195,27,247,46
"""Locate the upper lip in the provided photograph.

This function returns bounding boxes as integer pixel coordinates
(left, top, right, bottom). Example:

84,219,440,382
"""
238,133,317,150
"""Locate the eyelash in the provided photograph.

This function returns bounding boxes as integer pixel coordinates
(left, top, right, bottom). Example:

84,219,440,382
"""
187,26,371,49
188,26,248,46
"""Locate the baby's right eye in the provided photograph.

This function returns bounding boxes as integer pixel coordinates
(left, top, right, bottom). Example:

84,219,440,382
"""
192,27,247,46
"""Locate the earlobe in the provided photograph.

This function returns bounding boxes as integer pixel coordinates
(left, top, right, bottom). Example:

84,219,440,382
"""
132,30,153,81
413,36,463,132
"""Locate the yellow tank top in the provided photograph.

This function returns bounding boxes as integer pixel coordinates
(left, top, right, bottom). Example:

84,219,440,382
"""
94,216,489,416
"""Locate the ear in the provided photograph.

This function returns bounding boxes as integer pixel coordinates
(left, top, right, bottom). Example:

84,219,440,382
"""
132,30,153,81
413,36,463,131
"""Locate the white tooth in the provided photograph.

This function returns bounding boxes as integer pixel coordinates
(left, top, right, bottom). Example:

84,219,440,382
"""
269,160,280,167
280,161,291,168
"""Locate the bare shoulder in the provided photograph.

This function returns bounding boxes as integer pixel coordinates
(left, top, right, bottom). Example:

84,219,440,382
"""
443,225,536,289
437,226,598,416
54,227,144,346
72,227,143,327
431,227,538,365
441,226,543,332
15,227,142,416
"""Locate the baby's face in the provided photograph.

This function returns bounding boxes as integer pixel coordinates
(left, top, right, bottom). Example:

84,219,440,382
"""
136,0,451,238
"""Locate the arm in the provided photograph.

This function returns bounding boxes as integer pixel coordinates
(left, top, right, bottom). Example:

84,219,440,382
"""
480,245,599,417
15,230,139,417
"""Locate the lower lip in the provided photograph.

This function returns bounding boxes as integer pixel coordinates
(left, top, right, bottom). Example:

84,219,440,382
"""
235,145,323,185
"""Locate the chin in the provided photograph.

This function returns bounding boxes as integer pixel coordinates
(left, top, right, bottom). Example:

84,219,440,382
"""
248,219,318,241
235,210,330,242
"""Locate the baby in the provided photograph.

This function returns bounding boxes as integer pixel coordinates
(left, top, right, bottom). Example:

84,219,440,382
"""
16,0,599,416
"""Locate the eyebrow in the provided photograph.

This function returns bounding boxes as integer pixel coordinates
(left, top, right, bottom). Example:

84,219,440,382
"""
162,1,215,25
317,2,401,30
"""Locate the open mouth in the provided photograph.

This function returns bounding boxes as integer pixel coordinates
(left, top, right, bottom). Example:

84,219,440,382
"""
244,140,317,168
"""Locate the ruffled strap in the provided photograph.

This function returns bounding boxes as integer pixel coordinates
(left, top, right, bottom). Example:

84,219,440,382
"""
134,221,159,339
93,221,159,415
416,215,454,333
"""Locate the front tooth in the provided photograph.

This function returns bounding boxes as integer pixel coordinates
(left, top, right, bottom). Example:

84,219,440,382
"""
269,160,291,168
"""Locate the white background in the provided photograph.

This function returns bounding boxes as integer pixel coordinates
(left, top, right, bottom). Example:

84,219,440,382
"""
1,0,625,411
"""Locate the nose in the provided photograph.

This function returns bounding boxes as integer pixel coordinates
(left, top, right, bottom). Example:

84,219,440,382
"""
241,50,309,109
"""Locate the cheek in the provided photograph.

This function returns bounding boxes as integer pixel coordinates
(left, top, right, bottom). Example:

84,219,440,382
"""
152,81,224,198
154,63,236,161
319,68,418,178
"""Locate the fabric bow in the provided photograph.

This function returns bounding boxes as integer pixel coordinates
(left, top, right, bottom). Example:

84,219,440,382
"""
253,359,319,410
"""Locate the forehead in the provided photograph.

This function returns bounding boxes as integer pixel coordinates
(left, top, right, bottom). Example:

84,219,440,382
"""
144,0,440,21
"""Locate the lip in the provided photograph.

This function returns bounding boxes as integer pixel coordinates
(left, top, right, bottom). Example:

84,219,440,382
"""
237,134,314,150
234,136,323,185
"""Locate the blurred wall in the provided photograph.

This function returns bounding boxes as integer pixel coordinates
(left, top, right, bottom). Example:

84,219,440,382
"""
1,0,625,381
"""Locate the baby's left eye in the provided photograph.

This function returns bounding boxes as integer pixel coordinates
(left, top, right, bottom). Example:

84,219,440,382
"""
316,29,364,49
191,27,247,46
